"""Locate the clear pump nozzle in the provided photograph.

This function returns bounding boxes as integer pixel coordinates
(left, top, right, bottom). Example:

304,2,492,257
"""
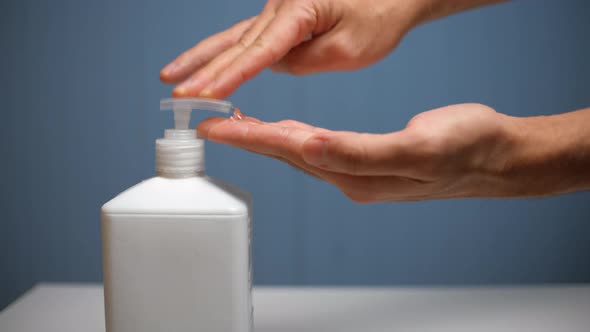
156,98,234,177
160,98,233,129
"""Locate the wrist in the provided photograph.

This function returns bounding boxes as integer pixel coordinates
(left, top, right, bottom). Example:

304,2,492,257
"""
375,0,426,35
410,0,508,28
497,110,590,197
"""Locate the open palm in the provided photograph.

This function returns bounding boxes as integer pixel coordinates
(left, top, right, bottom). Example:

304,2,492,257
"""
198,103,518,202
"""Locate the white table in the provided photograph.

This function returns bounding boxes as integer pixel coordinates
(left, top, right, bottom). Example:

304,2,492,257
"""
1,284,590,332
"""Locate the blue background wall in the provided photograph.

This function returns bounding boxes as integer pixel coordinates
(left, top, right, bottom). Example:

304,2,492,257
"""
1,0,589,309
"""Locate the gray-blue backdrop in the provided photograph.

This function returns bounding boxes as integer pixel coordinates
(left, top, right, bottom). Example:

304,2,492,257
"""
1,0,589,310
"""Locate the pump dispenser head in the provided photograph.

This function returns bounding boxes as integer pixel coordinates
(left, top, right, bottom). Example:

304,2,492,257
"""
156,98,233,177
160,98,233,129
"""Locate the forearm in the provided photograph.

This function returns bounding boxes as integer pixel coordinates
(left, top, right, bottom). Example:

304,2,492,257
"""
501,108,590,196
409,0,509,27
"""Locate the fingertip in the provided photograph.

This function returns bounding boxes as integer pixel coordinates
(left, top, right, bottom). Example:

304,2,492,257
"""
160,62,182,83
159,69,171,83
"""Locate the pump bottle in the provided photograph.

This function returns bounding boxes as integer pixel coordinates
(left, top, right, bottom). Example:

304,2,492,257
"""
101,98,252,332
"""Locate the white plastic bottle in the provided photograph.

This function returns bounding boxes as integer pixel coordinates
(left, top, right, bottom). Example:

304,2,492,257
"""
101,98,252,332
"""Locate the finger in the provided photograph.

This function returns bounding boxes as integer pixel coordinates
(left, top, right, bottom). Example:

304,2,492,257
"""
301,130,417,176
206,118,316,157
202,118,358,181
197,113,263,138
201,117,347,179
200,117,327,136
197,117,225,138
173,44,250,97
201,118,371,185
200,1,318,98
174,1,280,97
160,17,257,84
271,119,330,133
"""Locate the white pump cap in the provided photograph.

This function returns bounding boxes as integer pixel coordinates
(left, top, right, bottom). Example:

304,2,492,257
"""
156,98,233,177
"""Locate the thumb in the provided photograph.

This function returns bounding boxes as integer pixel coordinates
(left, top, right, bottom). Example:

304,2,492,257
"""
301,131,409,176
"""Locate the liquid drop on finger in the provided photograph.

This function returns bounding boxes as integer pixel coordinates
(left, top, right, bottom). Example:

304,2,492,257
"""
230,108,244,121
229,108,264,124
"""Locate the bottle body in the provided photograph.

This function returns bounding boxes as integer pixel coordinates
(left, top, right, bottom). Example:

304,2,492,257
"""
101,176,252,332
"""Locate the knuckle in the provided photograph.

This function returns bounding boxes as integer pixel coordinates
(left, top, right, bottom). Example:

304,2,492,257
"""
252,35,267,49
406,113,425,128
252,36,280,63
278,126,293,145
331,137,367,174
410,133,447,178
326,37,352,60
466,103,496,114
294,0,318,28
325,35,363,65
416,129,440,152
237,36,250,50
415,135,442,161
407,122,440,153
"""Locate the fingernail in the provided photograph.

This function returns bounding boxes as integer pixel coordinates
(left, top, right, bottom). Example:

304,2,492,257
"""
199,78,219,98
200,86,214,98
303,137,327,166
173,85,187,96
174,77,204,96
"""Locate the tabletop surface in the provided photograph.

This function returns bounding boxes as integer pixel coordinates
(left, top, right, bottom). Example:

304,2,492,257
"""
1,283,590,332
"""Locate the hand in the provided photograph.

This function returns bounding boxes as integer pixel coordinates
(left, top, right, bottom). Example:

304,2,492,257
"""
160,0,423,98
198,103,527,202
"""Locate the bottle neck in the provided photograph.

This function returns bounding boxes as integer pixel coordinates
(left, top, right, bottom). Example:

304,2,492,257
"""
155,130,205,177
157,169,205,178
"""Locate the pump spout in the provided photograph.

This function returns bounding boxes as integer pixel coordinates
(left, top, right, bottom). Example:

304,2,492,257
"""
174,107,192,130
161,98,233,129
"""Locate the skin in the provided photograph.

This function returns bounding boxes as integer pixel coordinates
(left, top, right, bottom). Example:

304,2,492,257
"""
161,0,590,202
